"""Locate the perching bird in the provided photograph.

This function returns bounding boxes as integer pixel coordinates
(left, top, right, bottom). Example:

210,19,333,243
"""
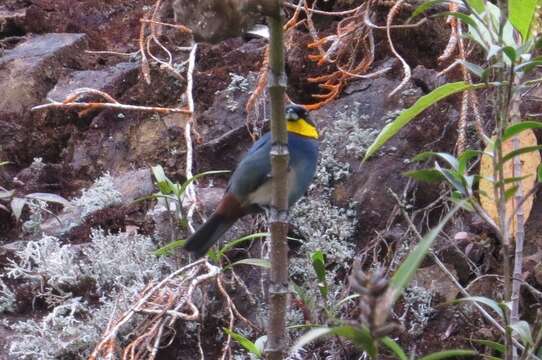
184,105,319,258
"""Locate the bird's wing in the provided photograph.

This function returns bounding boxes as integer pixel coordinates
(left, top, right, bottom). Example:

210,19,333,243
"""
227,133,272,200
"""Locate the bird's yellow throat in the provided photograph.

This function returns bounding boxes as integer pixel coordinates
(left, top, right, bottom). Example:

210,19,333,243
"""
287,119,319,139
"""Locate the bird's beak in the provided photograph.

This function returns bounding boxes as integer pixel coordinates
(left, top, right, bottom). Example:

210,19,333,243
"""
285,108,299,121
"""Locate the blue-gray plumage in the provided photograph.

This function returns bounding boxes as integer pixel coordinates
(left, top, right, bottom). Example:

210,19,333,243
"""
184,105,319,258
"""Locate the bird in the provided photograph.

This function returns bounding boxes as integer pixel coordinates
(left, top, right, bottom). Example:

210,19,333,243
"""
184,104,320,258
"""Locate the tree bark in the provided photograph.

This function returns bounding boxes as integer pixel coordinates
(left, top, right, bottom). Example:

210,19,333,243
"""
265,1,289,359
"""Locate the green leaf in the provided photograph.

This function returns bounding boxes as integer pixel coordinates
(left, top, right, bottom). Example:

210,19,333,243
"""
503,121,542,141
504,185,519,201
25,193,71,208
466,0,485,13
409,0,447,19
10,197,26,221
502,46,517,62
434,12,479,32
455,296,504,318
458,150,481,174
418,349,477,360
403,169,446,183
151,165,173,194
470,339,504,353
509,320,533,346
508,0,539,41
311,250,328,299
215,232,269,260
154,239,186,256
226,258,271,270
180,170,230,196
412,152,459,170
223,328,262,358
291,327,335,353
0,189,15,200
538,164,542,183
435,163,467,195
333,326,377,357
363,82,486,162
459,60,485,78
381,337,408,360
516,58,542,73
0,161,10,167
389,204,462,302
500,145,542,164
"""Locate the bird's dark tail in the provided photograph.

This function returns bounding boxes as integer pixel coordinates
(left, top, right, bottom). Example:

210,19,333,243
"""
184,194,245,258
184,212,236,258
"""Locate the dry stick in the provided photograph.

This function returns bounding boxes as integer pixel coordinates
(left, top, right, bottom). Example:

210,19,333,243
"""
385,0,411,97
139,13,152,84
184,43,198,232
510,74,525,330
217,276,235,360
266,1,289,358
32,99,191,114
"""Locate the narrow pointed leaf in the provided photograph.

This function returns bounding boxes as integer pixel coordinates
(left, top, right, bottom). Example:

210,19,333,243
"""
503,121,542,141
154,239,186,256
470,339,504,353
418,349,477,360
223,328,262,357
10,197,26,220
25,193,71,207
363,82,486,161
291,327,335,353
509,320,533,346
459,60,485,78
403,169,446,182
409,0,447,19
180,170,230,194
466,0,485,13
390,204,462,301
333,326,377,357
228,258,271,269
500,145,542,164
455,296,504,318
216,232,269,259
311,250,328,299
412,152,459,170
381,337,408,360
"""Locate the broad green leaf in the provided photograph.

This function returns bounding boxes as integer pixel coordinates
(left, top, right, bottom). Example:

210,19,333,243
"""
500,145,542,164
311,250,328,299
409,0,447,19
418,349,477,360
223,328,262,358
455,296,504,318
381,337,408,360
509,320,533,346
227,258,271,270
403,169,446,183
509,0,539,41
363,82,486,161
154,239,186,256
25,193,71,207
466,0,485,13
470,339,504,353
502,46,517,62
503,121,542,141
390,204,462,301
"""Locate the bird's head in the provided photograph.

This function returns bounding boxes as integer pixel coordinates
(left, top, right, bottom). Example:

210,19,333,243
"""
285,105,319,139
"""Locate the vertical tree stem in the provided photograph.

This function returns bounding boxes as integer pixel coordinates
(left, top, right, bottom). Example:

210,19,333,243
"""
266,1,289,359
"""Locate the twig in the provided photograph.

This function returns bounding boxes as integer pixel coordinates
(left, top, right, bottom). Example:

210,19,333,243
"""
385,0,412,97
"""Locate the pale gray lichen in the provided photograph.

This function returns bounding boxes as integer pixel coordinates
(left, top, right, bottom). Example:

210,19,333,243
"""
223,73,252,112
22,199,47,236
0,278,16,313
402,286,435,336
72,172,122,217
6,235,80,289
4,229,173,359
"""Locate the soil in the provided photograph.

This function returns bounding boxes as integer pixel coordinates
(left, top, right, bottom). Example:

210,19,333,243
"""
1,1,541,359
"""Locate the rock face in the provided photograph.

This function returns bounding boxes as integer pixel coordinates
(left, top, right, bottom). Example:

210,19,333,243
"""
0,33,87,164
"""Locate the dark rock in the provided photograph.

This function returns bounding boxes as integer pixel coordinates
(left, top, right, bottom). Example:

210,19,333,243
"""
412,264,459,303
0,33,87,165
47,61,139,102
0,7,26,38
